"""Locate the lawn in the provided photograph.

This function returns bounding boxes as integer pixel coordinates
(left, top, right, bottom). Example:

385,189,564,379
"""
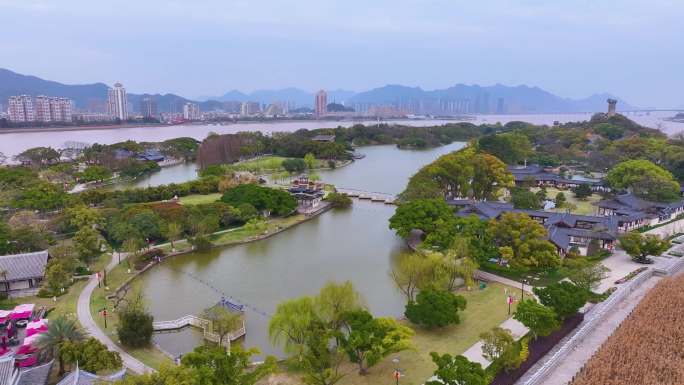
178,193,222,205
531,187,601,215
268,283,518,385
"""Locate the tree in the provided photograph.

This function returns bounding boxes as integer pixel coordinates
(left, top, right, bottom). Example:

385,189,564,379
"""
404,288,467,328
114,363,200,384
15,146,60,166
425,353,488,385
35,316,85,375
81,165,113,182
561,258,610,292
533,282,588,319
315,281,365,332
572,184,593,199
203,305,242,349
606,159,680,202
221,184,297,216
12,181,66,210
325,192,352,208
181,346,276,385
282,158,307,173
65,205,102,229
44,259,71,295
61,337,122,373
163,222,183,250
438,237,478,290
390,252,433,302
73,226,101,263
389,199,455,239
339,309,413,375
117,293,154,348
619,232,670,264
511,187,542,209
269,296,319,362
304,153,317,170
513,300,559,339
554,192,567,209
301,321,346,385
479,327,521,370
471,153,515,200
488,212,560,269
478,132,533,165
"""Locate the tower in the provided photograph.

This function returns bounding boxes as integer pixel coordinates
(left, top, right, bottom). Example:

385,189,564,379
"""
315,90,327,118
107,82,128,120
607,98,617,117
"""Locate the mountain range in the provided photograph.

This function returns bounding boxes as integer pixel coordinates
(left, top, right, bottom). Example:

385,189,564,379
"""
0,68,635,114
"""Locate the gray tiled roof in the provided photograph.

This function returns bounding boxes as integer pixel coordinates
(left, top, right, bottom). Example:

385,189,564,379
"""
14,360,53,385
0,251,48,282
56,366,126,385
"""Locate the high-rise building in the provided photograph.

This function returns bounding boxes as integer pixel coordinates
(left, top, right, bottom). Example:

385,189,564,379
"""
183,102,201,120
315,90,327,118
50,97,73,122
107,82,128,120
240,101,261,116
34,95,53,122
496,98,505,114
7,95,35,122
140,97,158,119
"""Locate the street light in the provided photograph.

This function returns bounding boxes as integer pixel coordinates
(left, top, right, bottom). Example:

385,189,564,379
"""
521,279,528,301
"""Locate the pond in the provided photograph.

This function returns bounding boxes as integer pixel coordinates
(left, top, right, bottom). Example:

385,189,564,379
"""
138,142,466,359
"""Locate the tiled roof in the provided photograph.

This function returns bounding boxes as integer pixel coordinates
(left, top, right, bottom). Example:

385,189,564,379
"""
14,360,53,385
56,365,126,385
0,251,48,282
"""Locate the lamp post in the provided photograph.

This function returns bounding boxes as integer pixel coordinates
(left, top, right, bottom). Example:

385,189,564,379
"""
521,279,527,301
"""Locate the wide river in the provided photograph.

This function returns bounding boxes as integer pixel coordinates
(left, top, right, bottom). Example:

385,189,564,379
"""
140,142,465,359
2,111,683,158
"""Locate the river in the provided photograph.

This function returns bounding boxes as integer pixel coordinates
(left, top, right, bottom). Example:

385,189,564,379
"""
139,142,466,359
3,111,683,159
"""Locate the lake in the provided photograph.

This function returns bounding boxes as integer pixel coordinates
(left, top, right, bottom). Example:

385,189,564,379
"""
139,142,466,359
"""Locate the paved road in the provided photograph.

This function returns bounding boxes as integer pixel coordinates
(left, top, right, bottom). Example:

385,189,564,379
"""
76,252,153,374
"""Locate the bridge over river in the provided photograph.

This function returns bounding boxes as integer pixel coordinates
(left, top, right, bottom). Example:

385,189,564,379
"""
335,187,397,204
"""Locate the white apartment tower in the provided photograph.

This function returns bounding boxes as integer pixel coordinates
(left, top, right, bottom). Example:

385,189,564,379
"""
107,82,128,120
7,95,35,122
183,102,201,120
34,96,73,122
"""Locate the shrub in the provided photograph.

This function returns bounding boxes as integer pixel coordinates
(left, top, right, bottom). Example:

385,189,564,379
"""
405,289,467,328
325,192,352,208
117,295,154,348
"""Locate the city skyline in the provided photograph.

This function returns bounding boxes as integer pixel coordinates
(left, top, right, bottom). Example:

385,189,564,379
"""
2,0,682,108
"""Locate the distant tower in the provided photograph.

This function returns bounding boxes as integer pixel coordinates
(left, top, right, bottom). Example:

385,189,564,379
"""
140,97,157,119
107,82,128,120
607,98,617,117
315,90,327,118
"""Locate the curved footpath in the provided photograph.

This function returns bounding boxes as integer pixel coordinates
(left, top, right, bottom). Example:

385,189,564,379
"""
76,253,153,374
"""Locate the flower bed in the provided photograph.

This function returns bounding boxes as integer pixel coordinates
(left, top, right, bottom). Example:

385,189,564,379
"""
489,313,584,385
614,267,648,284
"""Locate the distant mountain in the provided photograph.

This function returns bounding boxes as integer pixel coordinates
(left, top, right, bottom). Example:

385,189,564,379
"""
0,68,636,114
349,84,635,113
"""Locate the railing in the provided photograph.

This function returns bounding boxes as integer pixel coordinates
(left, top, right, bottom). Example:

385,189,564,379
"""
153,315,246,349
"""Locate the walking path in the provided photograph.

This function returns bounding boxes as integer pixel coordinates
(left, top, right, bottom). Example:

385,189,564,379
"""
462,318,528,367
515,274,662,385
76,252,153,374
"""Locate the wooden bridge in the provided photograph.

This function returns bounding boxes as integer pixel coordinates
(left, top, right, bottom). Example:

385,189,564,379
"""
336,187,398,204
153,314,246,349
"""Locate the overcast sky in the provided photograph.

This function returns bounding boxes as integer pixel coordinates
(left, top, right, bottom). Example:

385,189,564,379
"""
1,0,682,107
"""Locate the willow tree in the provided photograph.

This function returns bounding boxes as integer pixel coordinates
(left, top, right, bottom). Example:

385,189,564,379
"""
269,296,319,362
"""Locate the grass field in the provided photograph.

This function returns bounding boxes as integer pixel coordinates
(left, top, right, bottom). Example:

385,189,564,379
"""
532,187,602,215
268,283,518,385
178,193,222,205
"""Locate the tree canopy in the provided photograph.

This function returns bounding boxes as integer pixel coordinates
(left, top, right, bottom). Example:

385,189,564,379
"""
404,288,467,328
488,212,560,269
426,353,488,385
606,159,681,202
389,199,455,239
618,232,670,264
221,184,297,216
513,300,559,339
533,282,588,319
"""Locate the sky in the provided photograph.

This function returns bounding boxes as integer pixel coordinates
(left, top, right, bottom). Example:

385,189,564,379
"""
1,0,682,107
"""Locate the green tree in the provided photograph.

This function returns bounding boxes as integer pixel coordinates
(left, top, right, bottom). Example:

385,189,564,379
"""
425,353,488,385
325,192,352,208
488,212,560,269
282,158,307,173
533,282,588,319
554,192,567,209
117,293,154,348
73,226,100,263
389,199,454,239
390,252,433,302
513,300,559,339
404,288,467,328
15,146,60,166
12,181,66,210
479,327,521,370
269,296,319,362
339,309,413,375
61,337,122,373
221,184,297,216
65,205,102,229
203,305,242,350
81,165,113,182
44,259,71,295
606,159,681,202
301,321,346,385
304,153,317,169
114,363,200,384
478,132,533,165
163,222,183,250
511,187,542,209
618,232,671,264
315,281,365,332
560,258,610,292
181,346,276,385
35,316,85,375
572,184,593,199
